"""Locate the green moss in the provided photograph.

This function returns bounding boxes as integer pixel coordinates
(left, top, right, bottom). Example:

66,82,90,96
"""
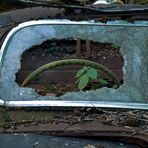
0,109,71,125
135,0,148,4
0,0,11,11
0,0,26,12
0,29,5,38
9,110,52,121
0,107,12,124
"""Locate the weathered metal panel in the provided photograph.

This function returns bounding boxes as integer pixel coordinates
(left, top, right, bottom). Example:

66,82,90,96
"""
0,20,148,109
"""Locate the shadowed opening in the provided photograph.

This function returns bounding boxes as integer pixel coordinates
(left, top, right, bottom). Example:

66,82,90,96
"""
16,38,124,97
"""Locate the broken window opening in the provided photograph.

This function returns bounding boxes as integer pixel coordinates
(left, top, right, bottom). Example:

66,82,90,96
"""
16,38,124,97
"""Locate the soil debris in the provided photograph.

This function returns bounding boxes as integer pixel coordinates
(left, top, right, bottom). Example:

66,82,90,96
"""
1,109,147,131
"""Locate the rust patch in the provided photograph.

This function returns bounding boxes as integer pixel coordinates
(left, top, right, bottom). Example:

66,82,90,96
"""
0,120,148,147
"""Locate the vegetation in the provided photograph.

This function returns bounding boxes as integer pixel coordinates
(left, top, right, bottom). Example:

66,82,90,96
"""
0,0,13,11
76,66,109,91
22,59,121,91
134,0,148,4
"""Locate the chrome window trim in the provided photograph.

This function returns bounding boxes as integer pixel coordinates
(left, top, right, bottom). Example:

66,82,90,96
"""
0,20,148,110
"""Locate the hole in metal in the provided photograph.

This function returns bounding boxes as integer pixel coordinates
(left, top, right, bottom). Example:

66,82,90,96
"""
16,38,124,97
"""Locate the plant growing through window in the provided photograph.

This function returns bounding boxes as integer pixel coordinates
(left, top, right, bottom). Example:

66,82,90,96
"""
22,59,121,94
75,66,109,91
